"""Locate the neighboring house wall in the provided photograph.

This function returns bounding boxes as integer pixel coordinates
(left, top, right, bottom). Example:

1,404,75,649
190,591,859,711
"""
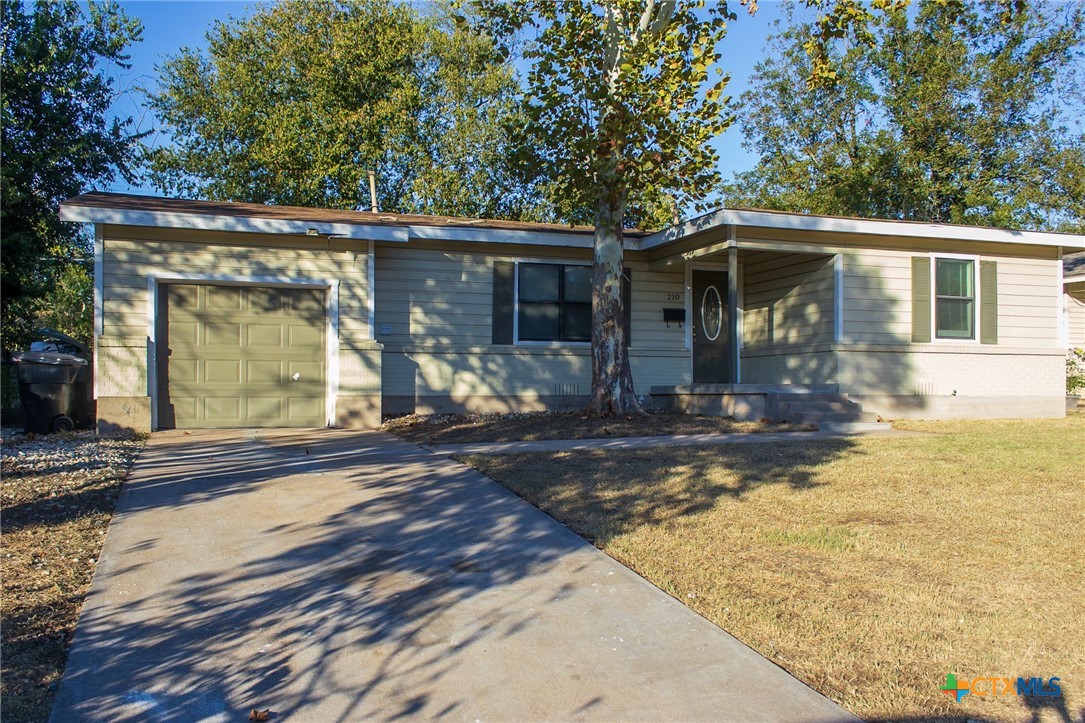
96,225,380,432
1067,284,1085,348
375,240,688,413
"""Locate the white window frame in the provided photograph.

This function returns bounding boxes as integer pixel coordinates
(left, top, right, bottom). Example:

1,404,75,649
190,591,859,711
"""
930,252,981,344
513,258,594,347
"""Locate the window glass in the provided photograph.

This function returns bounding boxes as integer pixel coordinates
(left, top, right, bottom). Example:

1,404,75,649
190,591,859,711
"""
936,259,973,298
519,303,560,340
517,263,592,342
564,266,593,303
519,264,559,302
562,304,591,341
935,258,975,339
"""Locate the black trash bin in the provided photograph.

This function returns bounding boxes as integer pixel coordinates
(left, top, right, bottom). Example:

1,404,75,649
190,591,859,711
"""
11,352,88,434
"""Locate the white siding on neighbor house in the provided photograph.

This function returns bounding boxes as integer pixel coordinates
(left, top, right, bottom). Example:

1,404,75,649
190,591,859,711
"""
374,241,688,399
841,247,1061,346
1066,288,1085,348
97,225,372,398
741,251,835,349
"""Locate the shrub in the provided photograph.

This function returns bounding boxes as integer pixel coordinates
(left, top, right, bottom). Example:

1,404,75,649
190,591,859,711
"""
1068,348,1085,395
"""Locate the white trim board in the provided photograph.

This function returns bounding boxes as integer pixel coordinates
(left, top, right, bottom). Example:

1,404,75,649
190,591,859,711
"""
61,206,410,242
59,204,640,250
639,209,1085,251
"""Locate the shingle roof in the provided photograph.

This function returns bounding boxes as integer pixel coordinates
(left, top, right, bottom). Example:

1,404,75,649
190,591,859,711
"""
60,191,641,236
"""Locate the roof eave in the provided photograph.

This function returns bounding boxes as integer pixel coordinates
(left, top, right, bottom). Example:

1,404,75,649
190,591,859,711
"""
638,209,1085,251
59,203,616,248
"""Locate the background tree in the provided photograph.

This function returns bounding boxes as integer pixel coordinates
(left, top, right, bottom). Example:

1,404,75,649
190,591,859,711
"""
147,0,548,220
723,0,1085,231
1,0,143,348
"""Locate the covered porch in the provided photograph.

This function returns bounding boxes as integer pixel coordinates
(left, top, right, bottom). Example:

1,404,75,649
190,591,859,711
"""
635,216,881,425
643,230,842,390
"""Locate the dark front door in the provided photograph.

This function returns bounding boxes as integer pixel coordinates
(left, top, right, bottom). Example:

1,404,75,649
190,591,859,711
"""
692,269,731,383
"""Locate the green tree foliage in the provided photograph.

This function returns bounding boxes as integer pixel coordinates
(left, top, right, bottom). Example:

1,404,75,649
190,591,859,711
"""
147,0,545,220
1,0,143,348
472,0,742,414
724,0,1085,231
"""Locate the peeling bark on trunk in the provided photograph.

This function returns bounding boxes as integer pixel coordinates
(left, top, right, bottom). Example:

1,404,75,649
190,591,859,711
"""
588,195,643,416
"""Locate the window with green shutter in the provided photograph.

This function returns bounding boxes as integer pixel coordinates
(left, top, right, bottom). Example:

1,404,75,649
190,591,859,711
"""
912,256,995,343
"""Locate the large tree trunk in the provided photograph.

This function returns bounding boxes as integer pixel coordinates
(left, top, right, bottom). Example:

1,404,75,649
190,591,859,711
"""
587,194,643,416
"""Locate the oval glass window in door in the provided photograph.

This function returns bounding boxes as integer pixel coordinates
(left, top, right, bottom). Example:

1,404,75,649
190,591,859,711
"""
701,285,722,341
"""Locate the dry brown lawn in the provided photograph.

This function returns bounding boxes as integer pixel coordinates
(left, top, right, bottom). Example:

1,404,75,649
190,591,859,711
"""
385,410,813,445
1,431,145,722
462,417,1084,722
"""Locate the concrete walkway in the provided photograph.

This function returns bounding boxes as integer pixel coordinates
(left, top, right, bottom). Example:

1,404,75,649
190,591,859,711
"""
428,426,923,456
52,429,856,722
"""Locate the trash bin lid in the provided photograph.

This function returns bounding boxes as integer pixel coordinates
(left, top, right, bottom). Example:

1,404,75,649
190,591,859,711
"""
10,351,89,366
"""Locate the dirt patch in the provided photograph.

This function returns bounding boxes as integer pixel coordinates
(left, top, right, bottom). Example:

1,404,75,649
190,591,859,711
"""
384,411,815,445
1,429,145,722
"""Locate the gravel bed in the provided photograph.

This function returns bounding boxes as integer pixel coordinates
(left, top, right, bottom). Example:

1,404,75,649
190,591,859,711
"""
1,426,146,722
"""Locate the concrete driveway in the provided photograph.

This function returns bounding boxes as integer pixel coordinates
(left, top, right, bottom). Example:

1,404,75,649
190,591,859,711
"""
51,429,855,722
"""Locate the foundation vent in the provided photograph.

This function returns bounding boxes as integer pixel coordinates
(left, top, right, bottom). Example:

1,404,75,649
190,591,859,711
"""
553,382,580,396
912,380,937,396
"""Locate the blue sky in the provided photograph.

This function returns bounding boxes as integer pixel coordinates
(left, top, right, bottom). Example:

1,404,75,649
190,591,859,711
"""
105,0,796,199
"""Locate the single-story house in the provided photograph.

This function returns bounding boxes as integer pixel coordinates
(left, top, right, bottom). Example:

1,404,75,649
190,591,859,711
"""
59,192,1085,433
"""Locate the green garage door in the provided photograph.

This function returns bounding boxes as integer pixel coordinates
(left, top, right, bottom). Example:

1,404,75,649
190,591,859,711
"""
162,283,326,428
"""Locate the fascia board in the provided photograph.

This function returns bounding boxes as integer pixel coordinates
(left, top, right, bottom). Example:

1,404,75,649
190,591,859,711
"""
59,205,410,242
639,209,1085,251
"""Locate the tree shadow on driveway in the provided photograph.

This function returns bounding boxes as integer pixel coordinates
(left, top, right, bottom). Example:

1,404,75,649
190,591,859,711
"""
50,430,597,721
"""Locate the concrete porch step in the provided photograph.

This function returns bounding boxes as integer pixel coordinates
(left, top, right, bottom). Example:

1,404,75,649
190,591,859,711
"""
780,410,881,424
772,401,860,414
765,391,879,425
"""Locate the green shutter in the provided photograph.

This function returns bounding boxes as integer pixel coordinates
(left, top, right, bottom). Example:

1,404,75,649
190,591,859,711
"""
980,260,998,345
912,256,932,343
492,261,515,344
622,267,632,347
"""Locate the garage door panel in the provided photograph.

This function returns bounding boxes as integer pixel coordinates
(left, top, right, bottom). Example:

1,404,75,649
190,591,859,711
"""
171,322,199,346
206,286,242,309
170,396,198,421
288,288,324,312
288,360,324,384
206,359,241,384
248,360,283,384
164,283,326,428
205,397,242,421
248,288,283,313
206,322,242,347
169,358,198,384
248,324,283,348
287,396,323,422
168,285,199,308
287,324,323,348
247,397,283,419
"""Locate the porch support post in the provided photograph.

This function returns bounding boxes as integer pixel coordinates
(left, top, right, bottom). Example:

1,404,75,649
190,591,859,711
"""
834,253,843,343
728,245,740,383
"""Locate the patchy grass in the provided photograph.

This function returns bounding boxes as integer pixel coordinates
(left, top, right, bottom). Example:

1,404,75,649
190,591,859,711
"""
384,410,815,445
1,431,145,723
461,417,1084,722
